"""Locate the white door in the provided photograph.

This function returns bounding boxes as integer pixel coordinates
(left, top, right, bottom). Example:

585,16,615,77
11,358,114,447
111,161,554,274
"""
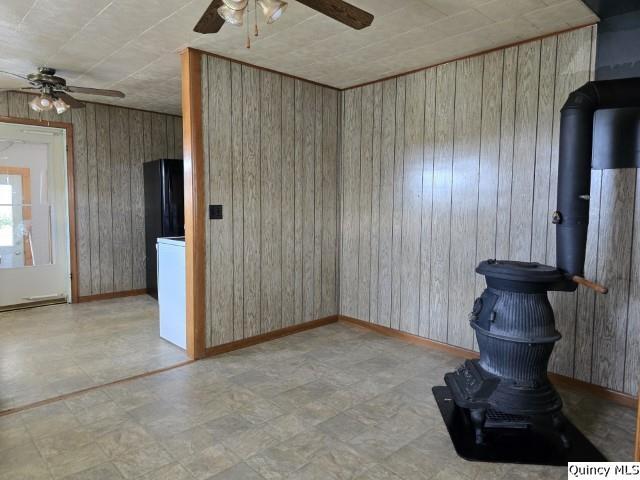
0,123,71,307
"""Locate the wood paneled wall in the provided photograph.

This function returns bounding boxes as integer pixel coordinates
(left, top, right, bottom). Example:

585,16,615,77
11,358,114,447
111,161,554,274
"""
340,26,640,396
201,55,340,348
0,91,182,297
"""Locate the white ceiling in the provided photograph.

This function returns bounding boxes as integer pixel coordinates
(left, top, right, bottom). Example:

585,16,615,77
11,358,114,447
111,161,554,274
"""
0,0,597,115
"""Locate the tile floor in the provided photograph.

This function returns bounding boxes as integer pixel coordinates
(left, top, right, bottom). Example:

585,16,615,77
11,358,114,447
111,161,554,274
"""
0,296,189,411
0,322,635,479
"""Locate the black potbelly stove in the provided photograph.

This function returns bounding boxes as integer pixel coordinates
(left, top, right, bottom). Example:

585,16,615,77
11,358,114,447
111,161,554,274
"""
445,260,566,443
433,260,606,464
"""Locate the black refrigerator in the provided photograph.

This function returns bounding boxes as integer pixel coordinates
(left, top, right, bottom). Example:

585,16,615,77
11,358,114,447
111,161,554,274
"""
144,159,184,299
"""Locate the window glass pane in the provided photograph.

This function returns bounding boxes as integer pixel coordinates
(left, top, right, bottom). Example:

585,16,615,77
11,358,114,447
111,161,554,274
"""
1,153,52,268
0,184,12,247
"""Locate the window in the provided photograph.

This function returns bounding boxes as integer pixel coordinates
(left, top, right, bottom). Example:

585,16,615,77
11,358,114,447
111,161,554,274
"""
0,184,13,247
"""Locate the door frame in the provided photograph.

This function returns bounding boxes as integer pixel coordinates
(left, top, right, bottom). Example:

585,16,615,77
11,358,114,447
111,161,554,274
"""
0,116,78,303
181,48,206,360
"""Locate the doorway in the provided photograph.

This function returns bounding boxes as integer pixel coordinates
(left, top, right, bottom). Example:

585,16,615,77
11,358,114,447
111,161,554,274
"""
0,122,71,309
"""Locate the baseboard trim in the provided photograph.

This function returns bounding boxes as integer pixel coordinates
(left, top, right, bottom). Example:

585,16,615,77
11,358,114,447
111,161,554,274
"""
77,289,148,303
204,316,340,357
338,315,637,409
0,297,67,312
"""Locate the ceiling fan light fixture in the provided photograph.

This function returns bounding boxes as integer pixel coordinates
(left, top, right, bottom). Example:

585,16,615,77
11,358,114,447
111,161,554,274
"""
218,4,245,26
222,0,248,10
258,0,287,23
29,94,54,112
53,97,69,114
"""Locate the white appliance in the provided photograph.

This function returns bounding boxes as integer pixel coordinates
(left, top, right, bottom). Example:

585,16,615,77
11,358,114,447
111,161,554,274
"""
157,236,186,349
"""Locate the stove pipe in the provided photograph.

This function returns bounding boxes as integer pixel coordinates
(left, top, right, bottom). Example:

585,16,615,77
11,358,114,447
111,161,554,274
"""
556,77,640,286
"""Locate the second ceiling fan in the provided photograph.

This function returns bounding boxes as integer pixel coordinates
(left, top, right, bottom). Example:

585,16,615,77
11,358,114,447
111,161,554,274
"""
194,0,374,44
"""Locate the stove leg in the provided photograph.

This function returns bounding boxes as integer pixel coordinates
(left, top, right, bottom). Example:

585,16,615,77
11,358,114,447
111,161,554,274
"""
552,413,571,449
469,408,486,445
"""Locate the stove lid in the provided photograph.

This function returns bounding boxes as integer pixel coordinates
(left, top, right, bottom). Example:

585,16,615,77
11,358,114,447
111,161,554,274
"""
476,260,565,284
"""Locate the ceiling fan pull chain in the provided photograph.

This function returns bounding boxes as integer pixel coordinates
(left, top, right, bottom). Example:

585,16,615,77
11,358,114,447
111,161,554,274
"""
254,0,259,36
246,10,251,48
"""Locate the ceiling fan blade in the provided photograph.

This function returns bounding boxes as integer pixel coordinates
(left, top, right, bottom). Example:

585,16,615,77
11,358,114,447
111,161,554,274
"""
295,0,373,30
66,86,125,98
0,70,30,81
56,92,85,108
194,0,225,34
0,87,38,92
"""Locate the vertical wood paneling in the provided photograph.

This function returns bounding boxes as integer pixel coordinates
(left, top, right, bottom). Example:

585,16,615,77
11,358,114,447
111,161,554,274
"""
294,80,304,326
151,113,168,160
110,107,132,292
429,63,455,342
357,85,374,320
282,77,295,325
242,65,261,338
340,88,361,318
322,88,338,317
129,110,146,290
314,86,323,319
202,55,212,345
260,71,283,333
390,77,405,331
166,118,175,159
625,171,640,395
72,108,91,296
337,26,636,394
531,37,558,265
302,83,316,322
231,63,245,339
86,104,101,294
400,71,425,336
143,112,153,163
0,92,8,116
368,83,383,325
200,57,340,347
96,105,114,293
174,116,183,158
448,57,483,349
377,79,396,327
495,47,518,260
509,42,541,262
208,58,234,346
592,170,635,391
474,51,503,297
418,69,436,339
8,92,29,118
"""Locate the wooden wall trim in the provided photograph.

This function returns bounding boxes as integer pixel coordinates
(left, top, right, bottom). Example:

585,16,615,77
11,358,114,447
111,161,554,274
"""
187,47,341,92
339,315,637,409
187,23,596,94
204,316,339,357
77,288,147,303
0,116,79,303
342,22,598,91
182,48,206,360
636,395,640,460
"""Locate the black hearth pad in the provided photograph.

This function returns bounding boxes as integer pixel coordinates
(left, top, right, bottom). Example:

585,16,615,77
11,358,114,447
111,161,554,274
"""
433,386,607,466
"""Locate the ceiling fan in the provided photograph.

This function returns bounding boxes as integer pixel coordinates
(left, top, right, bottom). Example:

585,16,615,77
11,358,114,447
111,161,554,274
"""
194,0,374,46
0,67,125,115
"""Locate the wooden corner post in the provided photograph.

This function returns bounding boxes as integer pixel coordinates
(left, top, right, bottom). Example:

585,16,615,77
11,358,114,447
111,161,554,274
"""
182,48,206,359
